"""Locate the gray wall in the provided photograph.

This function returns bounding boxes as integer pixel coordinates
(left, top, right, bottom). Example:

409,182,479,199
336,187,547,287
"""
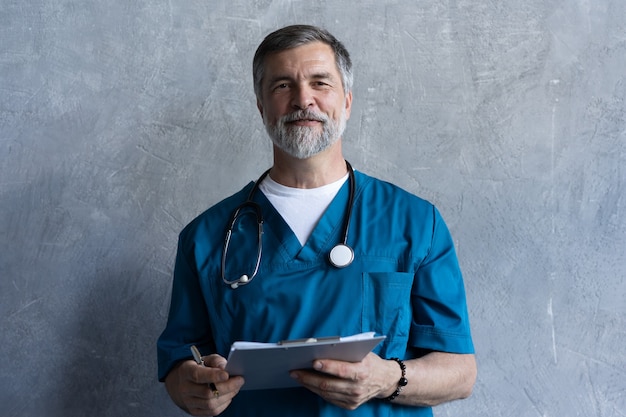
1,0,624,416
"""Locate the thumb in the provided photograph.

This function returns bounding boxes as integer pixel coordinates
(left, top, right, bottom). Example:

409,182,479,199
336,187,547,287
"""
204,354,228,370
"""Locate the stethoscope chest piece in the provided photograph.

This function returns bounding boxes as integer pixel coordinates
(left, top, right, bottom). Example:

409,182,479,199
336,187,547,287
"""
223,161,356,288
328,243,354,268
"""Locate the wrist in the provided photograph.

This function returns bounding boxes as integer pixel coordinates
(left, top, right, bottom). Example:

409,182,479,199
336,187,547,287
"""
382,358,408,402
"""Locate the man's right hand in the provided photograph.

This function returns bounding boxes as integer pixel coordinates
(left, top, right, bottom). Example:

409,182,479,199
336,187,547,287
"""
164,354,245,416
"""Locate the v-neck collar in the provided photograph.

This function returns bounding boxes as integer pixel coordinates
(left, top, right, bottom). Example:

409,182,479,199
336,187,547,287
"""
251,178,352,266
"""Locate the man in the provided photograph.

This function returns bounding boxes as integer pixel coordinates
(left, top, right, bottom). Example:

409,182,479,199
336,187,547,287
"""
157,24,476,416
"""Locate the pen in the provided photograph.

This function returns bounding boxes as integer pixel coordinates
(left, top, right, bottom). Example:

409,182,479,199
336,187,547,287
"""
190,345,205,366
190,345,220,398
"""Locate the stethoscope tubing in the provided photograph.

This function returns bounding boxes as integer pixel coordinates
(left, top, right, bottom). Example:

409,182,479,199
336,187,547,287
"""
221,161,355,289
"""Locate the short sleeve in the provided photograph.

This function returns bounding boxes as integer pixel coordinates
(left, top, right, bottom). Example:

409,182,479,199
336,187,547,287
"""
409,206,474,354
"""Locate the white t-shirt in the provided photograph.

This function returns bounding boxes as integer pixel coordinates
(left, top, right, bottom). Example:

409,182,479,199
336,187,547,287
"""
258,173,349,246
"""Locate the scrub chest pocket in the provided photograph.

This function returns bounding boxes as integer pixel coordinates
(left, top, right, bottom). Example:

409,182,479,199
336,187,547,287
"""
361,271,413,359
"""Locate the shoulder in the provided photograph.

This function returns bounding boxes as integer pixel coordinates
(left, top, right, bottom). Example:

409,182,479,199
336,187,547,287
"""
354,170,434,213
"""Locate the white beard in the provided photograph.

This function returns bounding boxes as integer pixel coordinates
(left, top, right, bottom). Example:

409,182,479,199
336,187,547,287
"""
264,107,347,159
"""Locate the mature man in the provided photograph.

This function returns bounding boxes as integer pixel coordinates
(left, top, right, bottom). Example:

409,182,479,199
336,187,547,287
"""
157,24,476,416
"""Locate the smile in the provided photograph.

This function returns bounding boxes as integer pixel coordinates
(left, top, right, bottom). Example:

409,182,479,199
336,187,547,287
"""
285,118,324,128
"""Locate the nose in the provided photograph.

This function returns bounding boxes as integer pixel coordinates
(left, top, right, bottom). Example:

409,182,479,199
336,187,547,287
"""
291,85,314,110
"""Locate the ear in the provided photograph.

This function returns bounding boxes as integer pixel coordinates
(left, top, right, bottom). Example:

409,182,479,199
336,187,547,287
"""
344,91,353,120
256,98,264,118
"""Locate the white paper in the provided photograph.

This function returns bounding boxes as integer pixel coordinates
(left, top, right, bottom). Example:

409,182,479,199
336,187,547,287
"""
230,332,378,350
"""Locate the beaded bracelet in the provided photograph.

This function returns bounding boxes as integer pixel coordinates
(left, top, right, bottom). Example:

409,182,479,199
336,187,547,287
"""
384,357,408,401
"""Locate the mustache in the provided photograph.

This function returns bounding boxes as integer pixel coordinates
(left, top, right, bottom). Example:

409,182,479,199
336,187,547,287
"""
280,110,329,124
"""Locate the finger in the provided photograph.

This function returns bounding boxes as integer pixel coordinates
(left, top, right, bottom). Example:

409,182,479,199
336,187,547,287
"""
189,368,229,386
198,376,246,401
186,396,230,417
291,371,360,410
203,354,228,370
187,378,245,413
292,369,345,394
312,359,362,381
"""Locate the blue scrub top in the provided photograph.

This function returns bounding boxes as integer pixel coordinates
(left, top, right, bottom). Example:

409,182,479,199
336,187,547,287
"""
157,171,474,417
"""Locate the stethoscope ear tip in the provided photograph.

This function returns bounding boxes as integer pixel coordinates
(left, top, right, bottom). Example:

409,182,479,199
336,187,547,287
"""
230,274,250,289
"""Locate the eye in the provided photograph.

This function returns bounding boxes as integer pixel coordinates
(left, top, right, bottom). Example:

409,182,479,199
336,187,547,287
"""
312,80,333,90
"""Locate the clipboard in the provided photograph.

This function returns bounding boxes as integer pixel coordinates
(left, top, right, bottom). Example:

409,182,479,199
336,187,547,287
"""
224,332,386,390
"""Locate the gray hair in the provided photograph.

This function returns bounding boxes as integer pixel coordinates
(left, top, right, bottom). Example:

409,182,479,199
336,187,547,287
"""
252,25,353,100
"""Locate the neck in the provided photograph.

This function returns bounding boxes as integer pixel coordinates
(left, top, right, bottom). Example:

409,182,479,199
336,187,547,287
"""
270,142,348,188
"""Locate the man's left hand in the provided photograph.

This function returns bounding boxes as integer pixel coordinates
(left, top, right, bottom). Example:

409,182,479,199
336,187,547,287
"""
289,352,399,410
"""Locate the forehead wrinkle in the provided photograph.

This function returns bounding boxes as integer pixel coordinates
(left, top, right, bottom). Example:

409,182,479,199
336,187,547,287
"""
261,43,343,91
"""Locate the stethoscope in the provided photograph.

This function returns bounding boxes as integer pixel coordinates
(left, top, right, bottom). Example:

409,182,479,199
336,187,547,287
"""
221,161,356,289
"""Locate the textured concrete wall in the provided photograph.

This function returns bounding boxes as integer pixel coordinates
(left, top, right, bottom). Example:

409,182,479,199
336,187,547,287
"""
1,1,624,416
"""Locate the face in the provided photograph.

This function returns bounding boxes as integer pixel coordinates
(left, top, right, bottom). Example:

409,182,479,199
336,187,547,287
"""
257,42,352,159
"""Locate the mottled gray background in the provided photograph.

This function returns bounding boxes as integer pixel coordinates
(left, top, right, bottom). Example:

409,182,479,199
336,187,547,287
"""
1,0,624,416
